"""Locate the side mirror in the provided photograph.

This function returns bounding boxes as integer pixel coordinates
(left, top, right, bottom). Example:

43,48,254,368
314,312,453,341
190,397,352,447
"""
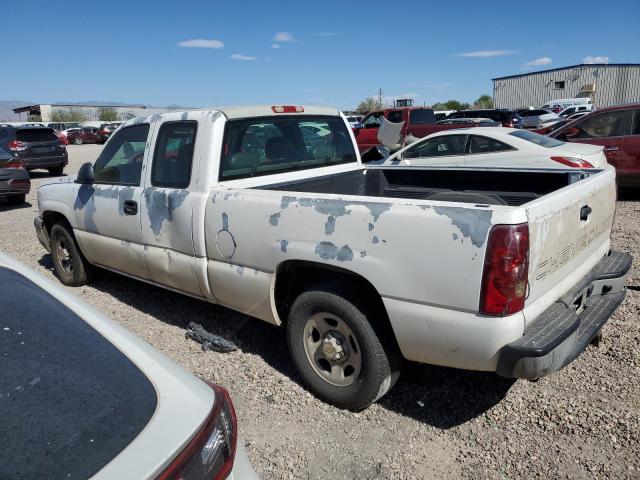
75,162,95,184
360,145,390,163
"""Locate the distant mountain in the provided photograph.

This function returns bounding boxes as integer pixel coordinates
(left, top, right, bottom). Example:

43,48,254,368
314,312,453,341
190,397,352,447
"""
0,100,189,121
0,100,35,121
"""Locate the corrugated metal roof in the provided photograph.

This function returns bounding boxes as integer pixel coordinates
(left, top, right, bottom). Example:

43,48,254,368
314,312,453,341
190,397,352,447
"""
492,63,640,81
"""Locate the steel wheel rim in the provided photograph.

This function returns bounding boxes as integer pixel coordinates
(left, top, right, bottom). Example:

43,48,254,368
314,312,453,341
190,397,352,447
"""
303,312,362,387
56,237,73,275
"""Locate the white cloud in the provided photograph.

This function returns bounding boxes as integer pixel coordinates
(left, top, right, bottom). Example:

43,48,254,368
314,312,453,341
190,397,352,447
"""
524,57,552,67
456,50,518,58
315,31,342,37
582,55,609,64
273,31,295,42
231,54,257,61
271,44,281,49
177,39,224,49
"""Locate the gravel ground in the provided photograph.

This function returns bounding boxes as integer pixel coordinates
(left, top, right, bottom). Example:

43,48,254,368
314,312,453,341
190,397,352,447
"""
1,145,639,479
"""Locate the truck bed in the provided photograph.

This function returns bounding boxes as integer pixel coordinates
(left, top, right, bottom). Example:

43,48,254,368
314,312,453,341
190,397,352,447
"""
259,167,592,206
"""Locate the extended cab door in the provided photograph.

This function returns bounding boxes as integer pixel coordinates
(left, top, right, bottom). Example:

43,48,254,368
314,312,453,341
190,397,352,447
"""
405,108,437,138
139,116,204,297
73,123,150,278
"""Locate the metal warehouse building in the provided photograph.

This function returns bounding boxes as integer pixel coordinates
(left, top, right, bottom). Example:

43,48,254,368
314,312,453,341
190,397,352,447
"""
13,103,186,122
492,63,640,109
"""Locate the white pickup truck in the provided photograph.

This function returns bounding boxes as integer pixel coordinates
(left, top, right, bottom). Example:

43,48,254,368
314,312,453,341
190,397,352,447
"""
35,105,631,410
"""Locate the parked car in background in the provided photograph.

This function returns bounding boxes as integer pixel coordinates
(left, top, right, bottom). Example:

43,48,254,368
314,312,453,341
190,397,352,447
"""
0,146,30,204
549,102,640,187
542,97,593,114
566,111,592,121
517,108,560,129
558,104,595,118
0,125,67,175
97,123,120,143
382,127,607,169
434,110,456,121
66,126,100,145
437,117,501,127
354,107,478,152
445,109,524,128
345,115,362,127
0,252,257,480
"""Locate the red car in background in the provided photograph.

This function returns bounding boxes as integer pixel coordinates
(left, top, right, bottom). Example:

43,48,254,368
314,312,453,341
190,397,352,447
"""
66,127,100,145
549,103,640,187
353,107,479,153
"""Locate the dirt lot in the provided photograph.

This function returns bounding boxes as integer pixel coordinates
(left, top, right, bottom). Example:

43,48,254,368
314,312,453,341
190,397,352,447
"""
2,144,639,479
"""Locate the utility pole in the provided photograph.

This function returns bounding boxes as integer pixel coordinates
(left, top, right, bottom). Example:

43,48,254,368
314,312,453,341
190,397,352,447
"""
378,87,383,108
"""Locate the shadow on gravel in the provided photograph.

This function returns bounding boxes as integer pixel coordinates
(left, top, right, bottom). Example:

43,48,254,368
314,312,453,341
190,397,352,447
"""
39,256,302,380
38,253,515,425
617,188,640,201
379,362,515,429
0,200,33,212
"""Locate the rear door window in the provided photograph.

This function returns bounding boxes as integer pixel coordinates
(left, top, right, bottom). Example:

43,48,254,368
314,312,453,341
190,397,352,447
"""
16,129,58,142
151,121,197,188
387,110,404,123
220,116,357,180
409,109,436,125
468,135,515,154
93,124,149,185
403,135,467,159
574,110,632,138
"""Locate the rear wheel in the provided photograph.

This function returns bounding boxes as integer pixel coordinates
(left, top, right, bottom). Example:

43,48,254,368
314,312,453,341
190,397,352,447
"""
50,222,93,286
74,137,83,145
7,194,25,205
287,284,402,410
48,166,64,176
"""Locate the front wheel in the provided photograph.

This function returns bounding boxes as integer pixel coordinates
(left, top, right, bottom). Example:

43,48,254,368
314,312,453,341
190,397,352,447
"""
287,284,401,410
50,222,93,286
74,137,83,145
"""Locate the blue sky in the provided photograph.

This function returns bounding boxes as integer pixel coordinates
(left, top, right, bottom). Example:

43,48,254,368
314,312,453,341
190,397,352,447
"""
2,0,639,109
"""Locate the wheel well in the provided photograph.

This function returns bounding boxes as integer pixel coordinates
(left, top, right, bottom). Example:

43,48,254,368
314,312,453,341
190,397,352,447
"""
274,261,398,344
42,211,70,234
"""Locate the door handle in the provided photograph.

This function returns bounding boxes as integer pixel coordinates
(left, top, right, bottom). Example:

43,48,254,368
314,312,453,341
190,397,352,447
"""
580,205,592,221
123,200,138,215
604,146,619,152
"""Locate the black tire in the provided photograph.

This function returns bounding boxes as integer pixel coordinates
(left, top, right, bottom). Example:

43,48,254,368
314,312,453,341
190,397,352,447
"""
74,137,83,145
287,283,402,410
50,222,93,286
7,194,25,205
48,166,64,176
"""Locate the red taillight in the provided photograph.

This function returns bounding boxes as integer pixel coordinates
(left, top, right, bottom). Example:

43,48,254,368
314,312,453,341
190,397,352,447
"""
5,159,25,169
271,105,304,113
98,129,108,134
7,140,26,152
549,156,594,168
157,383,237,480
480,223,529,316
504,122,514,128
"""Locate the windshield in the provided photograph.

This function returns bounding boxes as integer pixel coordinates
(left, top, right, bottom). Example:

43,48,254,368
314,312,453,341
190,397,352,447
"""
220,115,357,180
509,129,565,147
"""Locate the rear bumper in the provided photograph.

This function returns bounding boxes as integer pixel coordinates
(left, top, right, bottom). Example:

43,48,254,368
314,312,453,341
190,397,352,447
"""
34,216,51,252
21,153,68,169
497,250,632,379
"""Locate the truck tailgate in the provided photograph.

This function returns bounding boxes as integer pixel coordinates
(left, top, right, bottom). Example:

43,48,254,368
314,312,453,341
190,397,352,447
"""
524,167,617,323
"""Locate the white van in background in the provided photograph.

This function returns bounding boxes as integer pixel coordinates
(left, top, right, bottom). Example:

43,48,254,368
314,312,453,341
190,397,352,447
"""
541,97,593,113
557,104,595,117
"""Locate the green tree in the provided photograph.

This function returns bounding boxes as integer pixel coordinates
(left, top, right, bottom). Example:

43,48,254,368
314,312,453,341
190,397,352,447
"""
431,100,470,111
473,94,493,109
97,107,118,121
50,108,87,122
356,97,382,115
